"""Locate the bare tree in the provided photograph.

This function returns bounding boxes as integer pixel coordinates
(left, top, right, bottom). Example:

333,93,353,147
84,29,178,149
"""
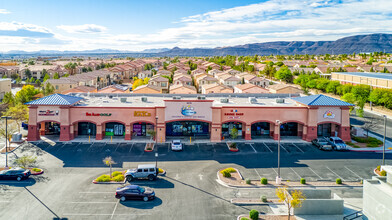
362,117,380,138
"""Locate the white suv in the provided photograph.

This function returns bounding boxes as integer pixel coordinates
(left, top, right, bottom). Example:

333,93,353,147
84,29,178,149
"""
171,140,183,151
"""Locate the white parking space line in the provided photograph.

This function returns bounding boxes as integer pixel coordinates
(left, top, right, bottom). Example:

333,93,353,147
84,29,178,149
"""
271,167,278,175
292,143,304,153
63,213,150,216
79,192,114,194
326,166,344,181
290,168,302,179
280,145,289,153
262,142,273,153
128,143,134,153
308,167,323,179
345,166,364,180
114,143,120,152
111,200,119,219
167,143,170,152
249,144,257,153
254,168,261,179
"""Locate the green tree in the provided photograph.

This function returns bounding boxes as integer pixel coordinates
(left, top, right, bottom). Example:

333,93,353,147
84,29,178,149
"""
24,69,31,78
42,82,55,96
15,85,40,104
325,81,341,94
342,93,356,113
3,104,29,132
230,127,239,139
43,73,50,82
53,72,60,79
275,66,293,83
2,92,15,106
315,78,330,91
35,79,41,86
10,73,18,80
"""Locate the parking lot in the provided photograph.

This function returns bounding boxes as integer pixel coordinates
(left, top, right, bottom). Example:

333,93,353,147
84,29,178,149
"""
0,141,389,219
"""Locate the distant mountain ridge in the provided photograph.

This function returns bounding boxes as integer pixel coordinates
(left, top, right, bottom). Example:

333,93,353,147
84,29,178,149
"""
157,33,392,56
2,34,392,56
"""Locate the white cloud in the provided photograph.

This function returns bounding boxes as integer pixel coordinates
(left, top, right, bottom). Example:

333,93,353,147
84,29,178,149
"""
0,9,10,14
57,24,107,34
0,21,53,38
2,0,392,51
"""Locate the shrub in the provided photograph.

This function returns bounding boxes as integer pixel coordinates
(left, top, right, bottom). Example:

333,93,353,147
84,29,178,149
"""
158,168,164,173
377,166,381,171
220,168,236,174
249,209,259,220
300,178,306,184
240,218,249,220
112,171,122,177
96,174,111,182
146,147,152,150
367,142,380,148
380,170,387,176
229,143,237,148
245,178,251,184
32,168,42,172
112,174,125,182
261,195,267,202
222,170,231,178
336,178,342,184
260,178,268,185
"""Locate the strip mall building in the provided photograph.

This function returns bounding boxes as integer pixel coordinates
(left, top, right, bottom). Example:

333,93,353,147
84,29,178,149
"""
26,93,353,142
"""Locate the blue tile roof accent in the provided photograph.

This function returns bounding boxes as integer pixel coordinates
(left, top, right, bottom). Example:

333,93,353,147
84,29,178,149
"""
333,72,392,80
291,94,355,106
25,93,83,106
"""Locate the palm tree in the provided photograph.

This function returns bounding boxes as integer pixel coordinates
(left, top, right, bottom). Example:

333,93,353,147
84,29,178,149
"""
103,156,116,178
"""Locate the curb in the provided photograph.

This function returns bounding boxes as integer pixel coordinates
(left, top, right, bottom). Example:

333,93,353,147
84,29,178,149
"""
230,199,283,205
93,180,127,184
226,142,239,152
31,170,44,175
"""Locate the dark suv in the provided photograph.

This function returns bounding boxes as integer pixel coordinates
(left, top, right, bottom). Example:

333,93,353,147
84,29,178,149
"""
0,168,31,181
115,185,155,202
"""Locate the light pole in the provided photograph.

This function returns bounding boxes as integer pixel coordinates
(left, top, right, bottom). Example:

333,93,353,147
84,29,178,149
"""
155,116,158,143
155,152,158,168
383,115,387,166
276,120,282,184
1,116,12,168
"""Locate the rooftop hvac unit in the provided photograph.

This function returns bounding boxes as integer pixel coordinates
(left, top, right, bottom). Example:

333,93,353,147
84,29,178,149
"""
141,97,148,102
249,97,257,104
220,98,229,103
276,98,285,103
197,96,206,100
173,96,181,100
120,98,127,103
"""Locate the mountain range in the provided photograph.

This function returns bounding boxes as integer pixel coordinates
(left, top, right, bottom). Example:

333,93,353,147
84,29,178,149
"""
1,34,392,57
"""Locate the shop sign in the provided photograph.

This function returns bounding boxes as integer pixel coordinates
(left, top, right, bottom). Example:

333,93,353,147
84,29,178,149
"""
181,105,196,116
86,112,112,116
38,110,59,116
323,110,335,119
224,109,244,117
134,111,151,117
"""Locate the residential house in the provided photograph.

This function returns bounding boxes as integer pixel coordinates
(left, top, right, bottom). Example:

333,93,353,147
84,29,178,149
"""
268,84,303,94
0,66,19,78
195,75,219,92
173,75,193,86
98,85,130,93
201,84,233,94
61,86,97,95
234,83,269,93
169,84,197,94
219,74,241,87
137,70,152,79
0,79,11,101
208,69,223,77
132,84,161,94
148,75,169,93
236,72,269,87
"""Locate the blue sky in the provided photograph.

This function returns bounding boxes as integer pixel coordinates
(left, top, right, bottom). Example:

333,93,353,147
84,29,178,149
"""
0,0,391,52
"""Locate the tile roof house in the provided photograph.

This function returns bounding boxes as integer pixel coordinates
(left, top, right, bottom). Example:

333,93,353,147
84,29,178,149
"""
169,84,197,94
137,70,152,79
219,74,241,87
149,75,169,93
173,75,192,86
195,75,219,92
97,85,130,93
132,84,161,94
61,86,97,95
268,84,303,94
201,84,233,94
234,83,269,93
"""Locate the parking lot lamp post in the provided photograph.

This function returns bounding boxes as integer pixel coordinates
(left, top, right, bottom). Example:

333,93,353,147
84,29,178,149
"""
155,116,158,143
383,115,387,166
276,120,282,184
1,116,12,168
155,153,158,168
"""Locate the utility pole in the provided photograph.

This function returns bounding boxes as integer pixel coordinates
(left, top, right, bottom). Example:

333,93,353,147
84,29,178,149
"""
276,120,282,184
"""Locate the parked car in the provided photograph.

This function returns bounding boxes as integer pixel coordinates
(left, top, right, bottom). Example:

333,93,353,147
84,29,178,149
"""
311,138,333,151
0,168,31,181
125,164,158,182
327,137,347,151
171,140,183,151
115,185,155,202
